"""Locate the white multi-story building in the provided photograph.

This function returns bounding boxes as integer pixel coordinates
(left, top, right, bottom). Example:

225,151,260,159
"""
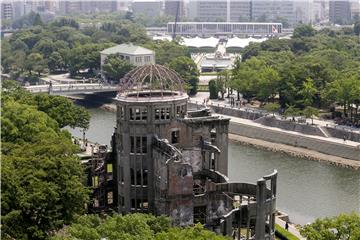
187,0,312,26
188,0,251,22
167,22,282,37
1,2,14,20
131,0,162,18
312,0,329,23
329,0,352,24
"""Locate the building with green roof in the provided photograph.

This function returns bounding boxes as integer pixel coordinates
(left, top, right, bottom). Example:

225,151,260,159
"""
100,43,155,80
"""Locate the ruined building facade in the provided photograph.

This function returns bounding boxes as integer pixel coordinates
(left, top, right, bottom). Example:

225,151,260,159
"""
88,64,277,240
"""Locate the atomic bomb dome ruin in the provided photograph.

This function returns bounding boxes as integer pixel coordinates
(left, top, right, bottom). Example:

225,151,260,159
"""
89,64,278,240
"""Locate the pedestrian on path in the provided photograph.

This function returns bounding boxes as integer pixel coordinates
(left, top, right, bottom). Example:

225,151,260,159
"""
285,222,289,231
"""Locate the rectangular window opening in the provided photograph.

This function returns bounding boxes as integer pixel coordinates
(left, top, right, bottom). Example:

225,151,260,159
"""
130,136,135,153
171,130,179,144
142,136,147,153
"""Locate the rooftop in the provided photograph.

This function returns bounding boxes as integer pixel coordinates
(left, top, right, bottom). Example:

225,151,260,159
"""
100,43,154,56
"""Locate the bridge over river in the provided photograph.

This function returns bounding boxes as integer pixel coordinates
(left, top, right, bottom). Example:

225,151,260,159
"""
25,83,118,95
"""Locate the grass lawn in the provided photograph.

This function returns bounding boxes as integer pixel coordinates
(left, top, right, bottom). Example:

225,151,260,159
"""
275,224,300,240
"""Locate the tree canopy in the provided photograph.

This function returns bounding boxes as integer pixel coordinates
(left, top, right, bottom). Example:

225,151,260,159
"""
235,26,360,125
168,56,199,95
300,213,360,240
102,54,135,82
51,214,230,240
1,80,90,239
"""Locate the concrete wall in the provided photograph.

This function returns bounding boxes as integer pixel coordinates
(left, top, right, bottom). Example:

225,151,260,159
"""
324,127,360,143
229,122,360,161
189,102,360,143
255,116,326,137
188,102,264,120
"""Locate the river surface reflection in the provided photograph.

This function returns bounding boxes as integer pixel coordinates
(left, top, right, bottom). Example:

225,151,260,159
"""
67,107,360,225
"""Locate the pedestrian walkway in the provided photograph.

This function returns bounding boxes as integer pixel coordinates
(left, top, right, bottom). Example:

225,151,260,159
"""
275,217,306,240
189,93,360,138
221,113,360,147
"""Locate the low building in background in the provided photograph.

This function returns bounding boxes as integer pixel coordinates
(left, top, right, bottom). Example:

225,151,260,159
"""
168,22,282,37
100,44,155,80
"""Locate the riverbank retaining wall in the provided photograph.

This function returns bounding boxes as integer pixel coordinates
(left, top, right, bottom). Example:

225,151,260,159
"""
229,121,360,161
254,116,326,137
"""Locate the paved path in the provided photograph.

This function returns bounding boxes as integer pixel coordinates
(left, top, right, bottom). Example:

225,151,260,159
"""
221,114,360,148
189,93,360,136
275,217,306,240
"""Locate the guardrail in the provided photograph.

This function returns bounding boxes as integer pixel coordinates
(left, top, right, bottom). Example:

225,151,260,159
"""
25,84,118,94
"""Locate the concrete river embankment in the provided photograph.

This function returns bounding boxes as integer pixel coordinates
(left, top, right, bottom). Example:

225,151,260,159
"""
188,102,360,168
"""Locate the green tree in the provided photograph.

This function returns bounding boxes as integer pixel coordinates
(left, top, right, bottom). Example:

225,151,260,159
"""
102,54,135,82
1,100,89,239
25,52,47,76
299,78,317,107
216,70,230,100
2,80,90,130
323,75,358,118
67,43,114,76
33,13,44,26
143,40,190,65
51,214,229,240
48,52,65,73
209,79,218,99
168,56,199,95
302,106,320,125
241,42,262,61
51,17,80,29
284,105,301,119
293,24,316,38
300,213,360,240
256,67,280,103
354,20,360,36
33,38,56,58
264,103,280,116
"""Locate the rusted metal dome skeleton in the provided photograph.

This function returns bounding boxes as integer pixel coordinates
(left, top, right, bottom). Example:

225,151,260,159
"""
118,64,185,97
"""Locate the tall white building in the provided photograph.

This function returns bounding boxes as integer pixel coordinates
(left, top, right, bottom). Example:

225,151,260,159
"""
188,0,252,22
329,0,352,24
312,0,329,23
187,0,312,26
131,0,163,18
1,1,14,20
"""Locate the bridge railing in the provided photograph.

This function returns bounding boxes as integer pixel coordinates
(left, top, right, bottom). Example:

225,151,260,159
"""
25,84,118,93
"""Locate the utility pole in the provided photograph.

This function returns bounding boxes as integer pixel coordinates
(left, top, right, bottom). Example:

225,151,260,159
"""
172,0,180,40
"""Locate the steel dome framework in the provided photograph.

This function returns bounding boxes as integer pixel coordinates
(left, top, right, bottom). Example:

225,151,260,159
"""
118,64,185,97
